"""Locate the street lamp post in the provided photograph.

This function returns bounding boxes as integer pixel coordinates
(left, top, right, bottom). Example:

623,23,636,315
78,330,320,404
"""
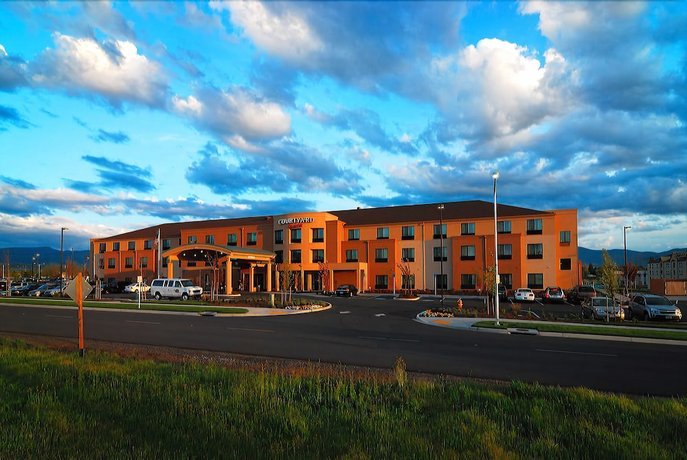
438,204,445,308
60,227,68,296
34,253,40,280
623,226,631,298
493,171,500,326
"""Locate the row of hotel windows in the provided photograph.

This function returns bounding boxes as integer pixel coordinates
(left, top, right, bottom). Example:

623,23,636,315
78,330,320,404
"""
98,225,572,253
373,273,549,290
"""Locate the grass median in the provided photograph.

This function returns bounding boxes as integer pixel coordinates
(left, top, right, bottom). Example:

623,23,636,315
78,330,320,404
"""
0,297,248,314
0,338,685,458
474,320,687,341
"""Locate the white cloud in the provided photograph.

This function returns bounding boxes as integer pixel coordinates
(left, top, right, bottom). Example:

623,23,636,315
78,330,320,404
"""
0,44,6,57
31,33,168,107
214,1,322,62
172,86,291,145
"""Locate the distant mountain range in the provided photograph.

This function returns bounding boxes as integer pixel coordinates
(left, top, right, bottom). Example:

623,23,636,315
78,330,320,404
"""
578,247,687,267
0,247,90,267
0,246,684,268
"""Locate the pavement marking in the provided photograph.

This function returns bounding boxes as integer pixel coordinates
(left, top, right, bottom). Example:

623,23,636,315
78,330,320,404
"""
226,327,274,333
340,311,351,314
422,299,435,302
536,348,617,357
374,313,386,317
126,320,161,325
359,336,420,343
46,314,72,319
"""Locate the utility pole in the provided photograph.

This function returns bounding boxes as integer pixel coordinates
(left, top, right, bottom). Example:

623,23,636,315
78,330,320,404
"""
60,227,68,296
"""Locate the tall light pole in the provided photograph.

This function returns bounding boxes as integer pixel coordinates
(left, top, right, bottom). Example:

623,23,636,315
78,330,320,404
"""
493,171,500,326
60,227,68,296
438,204,445,308
623,225,631,298
34,253,40,280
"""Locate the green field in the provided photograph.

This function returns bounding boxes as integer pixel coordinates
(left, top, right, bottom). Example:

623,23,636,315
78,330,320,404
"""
474,321,687,341
1,339,685,458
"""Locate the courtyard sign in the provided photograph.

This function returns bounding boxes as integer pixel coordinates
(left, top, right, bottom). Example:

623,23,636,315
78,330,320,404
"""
278,217,314,226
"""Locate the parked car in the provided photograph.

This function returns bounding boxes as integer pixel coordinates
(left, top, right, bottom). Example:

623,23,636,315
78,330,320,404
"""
21,283,41,296
335,284,358,297
514,288,535,302
542,286,566,303
568,285,597,305
628,294,682,321
150,278,203,301
43,284,66,297
124,282,151,293
497,284,508,301
582,297,625,320
28,283,57,297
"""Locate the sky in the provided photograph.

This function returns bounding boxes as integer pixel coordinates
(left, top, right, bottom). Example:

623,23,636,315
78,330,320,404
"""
0,1,686,252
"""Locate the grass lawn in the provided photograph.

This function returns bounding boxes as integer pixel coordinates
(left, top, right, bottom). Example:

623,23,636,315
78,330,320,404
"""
0,338,685,458
0,297,248,314
474,321,687,341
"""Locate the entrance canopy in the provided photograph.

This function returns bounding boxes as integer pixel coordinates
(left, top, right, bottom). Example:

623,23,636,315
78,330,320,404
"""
162,244,275,265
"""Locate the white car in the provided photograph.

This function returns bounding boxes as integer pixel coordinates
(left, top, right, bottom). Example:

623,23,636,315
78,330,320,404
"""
583,297,625,321
514,288,535,302
124,283,151,293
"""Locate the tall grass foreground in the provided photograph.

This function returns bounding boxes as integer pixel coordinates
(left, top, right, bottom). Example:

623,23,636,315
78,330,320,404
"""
0,339,685,459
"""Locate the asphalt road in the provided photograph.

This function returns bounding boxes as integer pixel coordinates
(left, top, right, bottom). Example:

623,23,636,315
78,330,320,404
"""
1,296,686,396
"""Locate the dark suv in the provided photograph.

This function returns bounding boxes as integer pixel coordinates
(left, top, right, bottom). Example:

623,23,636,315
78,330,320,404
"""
335,285,358,297
568,285,597,305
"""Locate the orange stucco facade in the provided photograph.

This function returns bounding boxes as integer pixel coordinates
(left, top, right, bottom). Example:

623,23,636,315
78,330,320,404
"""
91,201,579,294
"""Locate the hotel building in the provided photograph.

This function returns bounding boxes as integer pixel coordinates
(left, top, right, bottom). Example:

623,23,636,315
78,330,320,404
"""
90,200,579,294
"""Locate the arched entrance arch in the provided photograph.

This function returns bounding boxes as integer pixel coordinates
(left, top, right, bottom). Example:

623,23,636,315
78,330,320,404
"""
162,244,275,294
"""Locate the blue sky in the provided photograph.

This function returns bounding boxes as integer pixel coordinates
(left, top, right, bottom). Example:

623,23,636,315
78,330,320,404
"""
0,1,686,252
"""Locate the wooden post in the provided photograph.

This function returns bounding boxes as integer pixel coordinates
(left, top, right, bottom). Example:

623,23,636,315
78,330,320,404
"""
76,272,85,357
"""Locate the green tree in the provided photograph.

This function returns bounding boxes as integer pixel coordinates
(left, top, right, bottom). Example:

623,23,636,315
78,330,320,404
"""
598,249,619,322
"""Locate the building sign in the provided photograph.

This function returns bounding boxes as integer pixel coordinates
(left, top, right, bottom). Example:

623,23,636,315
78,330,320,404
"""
278,217,314,226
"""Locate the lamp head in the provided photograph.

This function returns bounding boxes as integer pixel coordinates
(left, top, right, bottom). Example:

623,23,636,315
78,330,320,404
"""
492,171,500,180
438,204,445,210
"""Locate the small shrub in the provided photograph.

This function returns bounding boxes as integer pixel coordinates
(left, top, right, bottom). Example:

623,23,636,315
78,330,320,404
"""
394,356,407,389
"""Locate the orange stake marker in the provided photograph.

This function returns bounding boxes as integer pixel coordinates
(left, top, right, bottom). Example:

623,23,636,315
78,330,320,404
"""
76,272,85,357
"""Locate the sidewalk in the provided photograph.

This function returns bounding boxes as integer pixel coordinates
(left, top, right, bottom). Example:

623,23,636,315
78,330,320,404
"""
415,315,687,346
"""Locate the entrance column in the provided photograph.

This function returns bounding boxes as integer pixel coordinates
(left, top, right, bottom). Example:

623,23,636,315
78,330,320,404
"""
168,256,177,279
300,267,304,291
329,269,334,292
266,261,272,292
225,259,232,294
249,264,255,292
275,265,280,291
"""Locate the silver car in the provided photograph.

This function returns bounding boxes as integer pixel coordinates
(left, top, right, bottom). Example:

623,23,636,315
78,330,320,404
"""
629,294,682,321
582,297,625,320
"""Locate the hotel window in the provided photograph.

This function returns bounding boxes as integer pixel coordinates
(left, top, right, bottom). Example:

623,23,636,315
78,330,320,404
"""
560,231,571,244
527,244,543,259
275,230,283,244
98,259,104,270
433,223,447,239
460,245,475,261
461,222,475,235
560,258,572,271
312,228,324,243
497,244,512,260
433,246,448,262
247,232,257,246
497,221,511,234
162,239,171,250
188,235,197,244
125,257,133,269
144,240,152,250
402,275,415,290
162,257,168,268
401,247,415,262
227,234,237,246
348,229,360,240
107,258,116,269
377,227,389,239
290,250,301,264
435,274,448,290
128,241,135,250
375,248,388,263
113,242,120,251
187,261,196,267
291,228,301,243
528,273,544,289
140,257,148,268
312,249,324,263
461,274,477,289
500,273,513,289
99,243,106,253
275,251,283,264
375,275,388,289
527,219,543,235
205,235,215,245
346,249,358,262
402,225,415,240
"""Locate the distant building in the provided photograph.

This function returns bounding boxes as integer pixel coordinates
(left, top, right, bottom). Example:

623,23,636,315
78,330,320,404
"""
647,252,687,282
